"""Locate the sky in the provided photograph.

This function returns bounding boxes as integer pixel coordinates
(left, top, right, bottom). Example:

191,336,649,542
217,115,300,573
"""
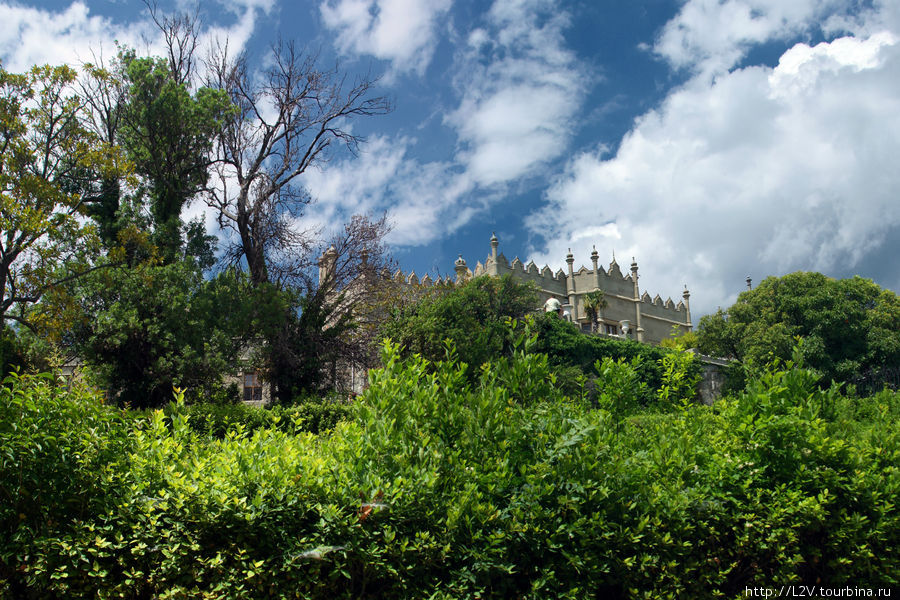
2,0,899,318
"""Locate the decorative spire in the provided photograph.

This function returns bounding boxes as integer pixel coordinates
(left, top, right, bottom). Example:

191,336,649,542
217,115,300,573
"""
319,244,337,263
746,276,752,290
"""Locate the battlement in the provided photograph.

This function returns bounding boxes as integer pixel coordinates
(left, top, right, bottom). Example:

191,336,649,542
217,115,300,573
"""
457,234,692,343
319,233,693,345
379,267,462,288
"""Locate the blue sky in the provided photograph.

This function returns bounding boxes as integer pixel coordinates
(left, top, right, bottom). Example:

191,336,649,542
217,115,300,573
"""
2,0,899,317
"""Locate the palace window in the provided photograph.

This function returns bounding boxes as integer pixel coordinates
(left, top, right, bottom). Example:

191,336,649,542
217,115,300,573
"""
243,372,262,403
604,323,618,335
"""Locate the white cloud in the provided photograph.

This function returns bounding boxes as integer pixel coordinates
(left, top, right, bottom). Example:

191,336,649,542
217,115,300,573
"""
653,0,847,77
0,2,150,71
320,0,452,76
299,136,472,246
528,29,900,317
447,0,586,187
0,0,271,74
305,0,586,249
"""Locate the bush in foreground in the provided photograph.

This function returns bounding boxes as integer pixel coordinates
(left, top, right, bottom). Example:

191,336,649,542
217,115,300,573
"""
1,341,898,598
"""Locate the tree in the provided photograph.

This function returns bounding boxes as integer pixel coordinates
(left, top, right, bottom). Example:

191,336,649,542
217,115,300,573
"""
68,262,254,408
201,41,390,399
205,41,391,285
255,214,394,402
0,64,122,329
581,290,607,333
119,51,233,261
697,272,900,385
0,324,24,377
75,53,130,247
381,274,540,371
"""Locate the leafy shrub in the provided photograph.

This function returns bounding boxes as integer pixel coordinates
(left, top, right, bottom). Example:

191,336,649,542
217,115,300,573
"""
532,312,702,406
164,399,352,438
594,356,646,435
380,274,539,373
0,373,131,596
656,349,702,410
1,342,898,598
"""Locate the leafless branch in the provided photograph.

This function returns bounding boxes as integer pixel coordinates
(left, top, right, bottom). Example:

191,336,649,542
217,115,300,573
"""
143,0,201,86
204,40,392,286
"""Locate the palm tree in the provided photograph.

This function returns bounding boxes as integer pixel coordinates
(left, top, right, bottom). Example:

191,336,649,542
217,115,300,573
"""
582,290,607,333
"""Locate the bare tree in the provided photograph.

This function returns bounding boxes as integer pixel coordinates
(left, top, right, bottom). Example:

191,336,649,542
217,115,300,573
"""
205,41,392,286
261,214,397,400
316,214,397,370
143,0,201,86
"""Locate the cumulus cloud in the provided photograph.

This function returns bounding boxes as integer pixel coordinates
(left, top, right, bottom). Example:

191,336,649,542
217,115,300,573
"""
306,0,586,248
653,0,848,77
299,136,472,246
528,29,900,317
320,0,452,76
447,0,586,187
0,0,272,74
0,2,149,71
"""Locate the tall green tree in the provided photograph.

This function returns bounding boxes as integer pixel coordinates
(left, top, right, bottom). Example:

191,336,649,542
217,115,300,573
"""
0,64,122,329
697,272,900,385
68,262,254,408
119,51,232,261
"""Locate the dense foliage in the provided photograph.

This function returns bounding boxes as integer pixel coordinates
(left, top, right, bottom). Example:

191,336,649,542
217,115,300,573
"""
8,39,390,407
0,326,23,378
0,64,122,327
698,272,900,388
530,312,702,405
164,398,352,438
382,278,702,405
2,333,898,598
380,274,539,371
66,263,254,408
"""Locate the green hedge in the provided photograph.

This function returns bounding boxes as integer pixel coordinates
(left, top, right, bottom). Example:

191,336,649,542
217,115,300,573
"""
532,312,703,405
166,400,352,438
1,344,898,598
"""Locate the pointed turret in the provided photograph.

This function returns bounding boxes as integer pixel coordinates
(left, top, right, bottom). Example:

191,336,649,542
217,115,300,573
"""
455,254,469,283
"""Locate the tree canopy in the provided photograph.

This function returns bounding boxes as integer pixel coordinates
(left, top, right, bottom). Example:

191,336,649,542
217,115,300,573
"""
0,64,122,329
697,272,900,385
380,274,540,370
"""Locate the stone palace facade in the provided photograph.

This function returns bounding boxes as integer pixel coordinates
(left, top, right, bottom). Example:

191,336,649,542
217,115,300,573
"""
452,234,692,344
347,234,693,345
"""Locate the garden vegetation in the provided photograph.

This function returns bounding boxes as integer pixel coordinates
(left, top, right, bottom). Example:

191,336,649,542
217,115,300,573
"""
2,323,898,598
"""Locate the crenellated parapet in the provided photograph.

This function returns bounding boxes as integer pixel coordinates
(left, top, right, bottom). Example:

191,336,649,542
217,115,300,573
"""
377,266,465,289
328,234,694,346
456,234,693,344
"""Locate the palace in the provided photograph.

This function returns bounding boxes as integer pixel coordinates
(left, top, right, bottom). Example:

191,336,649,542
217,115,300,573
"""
344,235,692,344
341,233,693,346
455,234,692,344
